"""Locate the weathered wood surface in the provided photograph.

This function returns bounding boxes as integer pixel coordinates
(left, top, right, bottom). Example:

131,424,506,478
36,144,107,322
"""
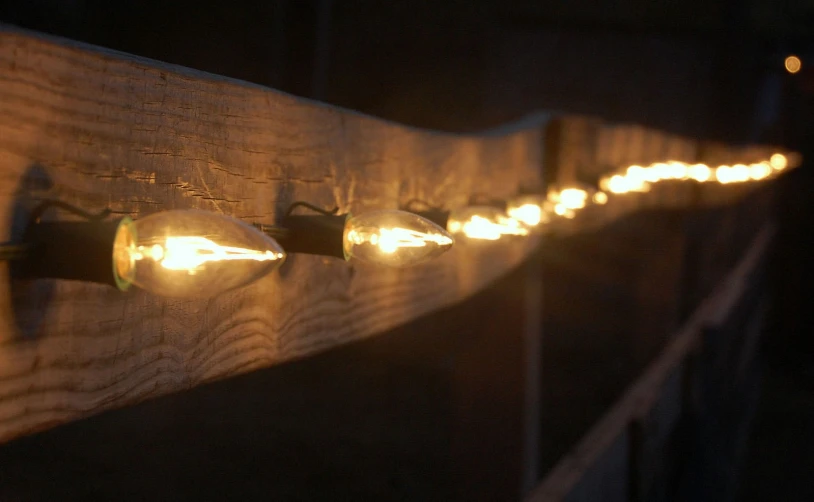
526,223,774,502
0,27,543,442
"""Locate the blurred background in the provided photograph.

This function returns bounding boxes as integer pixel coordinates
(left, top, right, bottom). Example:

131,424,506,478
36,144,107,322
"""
0,1,812,500
1,0,812,142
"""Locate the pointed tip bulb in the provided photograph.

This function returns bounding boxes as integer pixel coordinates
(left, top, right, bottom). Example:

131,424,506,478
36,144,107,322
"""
448,206,530,241
343,210,453,267
770,153,788,171
114,210,285,298
507,195,545,227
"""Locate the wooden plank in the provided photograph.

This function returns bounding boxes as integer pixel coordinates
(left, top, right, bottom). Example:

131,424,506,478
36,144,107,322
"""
623,125,646,167
689,288,770,501
549,116,601,186
629,365,685,502
643,129,666,164
736,298,767,381
0,27,544,442
564,431,630,502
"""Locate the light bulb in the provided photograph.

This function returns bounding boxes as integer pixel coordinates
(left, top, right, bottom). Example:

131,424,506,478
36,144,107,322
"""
731,164,751,182
554,203,568,216
557,188,588,209
689,164,712,182
715,166,733,184
770,153,788,171
447,206,529,241
343,210,453,267
650,163,672,182
507,195,545,227
668,161,689,180
607,175,629,194
749,162,772,180
625,166,647,185
113,210,285,298
607,174,649,194
553,203,575,219
592,191,608,204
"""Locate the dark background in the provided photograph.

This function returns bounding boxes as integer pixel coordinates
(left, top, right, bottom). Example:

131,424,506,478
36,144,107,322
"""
2,0,813,141
1,1,813,500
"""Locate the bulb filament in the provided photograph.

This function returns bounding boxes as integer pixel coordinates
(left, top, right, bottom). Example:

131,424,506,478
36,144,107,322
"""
134,236,284,273
459,215,529,240
348,227,453,254
507,204,543,226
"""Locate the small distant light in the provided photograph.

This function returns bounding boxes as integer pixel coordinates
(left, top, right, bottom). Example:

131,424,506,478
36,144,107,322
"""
592,192,608,205
770,153,788,170
785,55,802,74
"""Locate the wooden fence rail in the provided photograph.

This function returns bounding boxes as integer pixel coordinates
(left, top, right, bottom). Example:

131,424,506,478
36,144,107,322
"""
0,24,779,447
526,222,774,502
0,25,544,442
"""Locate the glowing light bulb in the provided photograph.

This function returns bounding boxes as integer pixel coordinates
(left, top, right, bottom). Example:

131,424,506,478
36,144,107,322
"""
113,210,285,298
667,161,689,180
607,175,629,194
553,204,575,219
716,166,733,184
554,202,578,218
626,166,647,185
558,188,588,209
731,164,751,182
634,175,651,191
770,153,788,171
607,174,649,194
447,206,529,241
689,164,712,182
343,210,453,267
749,162,772,180
592,191,608,205
507,195,545,227
651,163,672,182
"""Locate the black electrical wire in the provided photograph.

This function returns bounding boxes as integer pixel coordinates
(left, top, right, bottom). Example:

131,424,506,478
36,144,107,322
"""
0,243,29,261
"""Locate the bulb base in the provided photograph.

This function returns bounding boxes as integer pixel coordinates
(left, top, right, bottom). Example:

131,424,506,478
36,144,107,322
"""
264,214,348,260
414,210,450,229
17,218,130,288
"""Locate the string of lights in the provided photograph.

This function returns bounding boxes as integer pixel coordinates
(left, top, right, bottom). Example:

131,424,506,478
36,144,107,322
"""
599,153,790,195
0,153,795,299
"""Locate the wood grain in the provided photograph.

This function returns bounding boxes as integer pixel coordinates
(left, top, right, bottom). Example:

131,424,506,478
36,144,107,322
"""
0,26,544,442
